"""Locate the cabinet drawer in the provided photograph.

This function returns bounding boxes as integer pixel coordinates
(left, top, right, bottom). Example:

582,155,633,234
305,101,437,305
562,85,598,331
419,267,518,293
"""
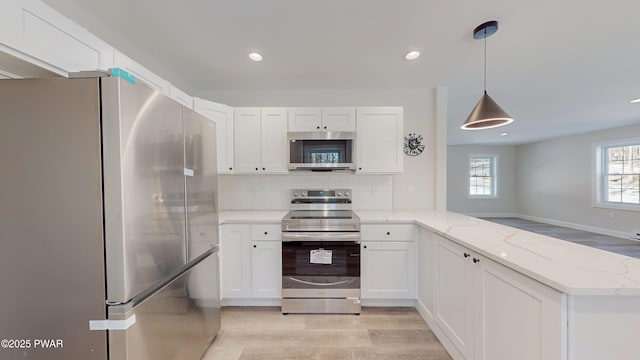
250,224,281,241
361,224,416,241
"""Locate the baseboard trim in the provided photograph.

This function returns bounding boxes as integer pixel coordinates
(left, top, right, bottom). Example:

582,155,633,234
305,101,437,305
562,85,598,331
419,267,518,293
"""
361,299,415,307
463,212,519,218
516,213,636,241
222,298,281,307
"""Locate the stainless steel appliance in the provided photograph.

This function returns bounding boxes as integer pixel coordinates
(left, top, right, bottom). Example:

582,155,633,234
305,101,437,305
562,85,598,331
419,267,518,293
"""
281,189,361,314
287,132,356,171
0,73,221,360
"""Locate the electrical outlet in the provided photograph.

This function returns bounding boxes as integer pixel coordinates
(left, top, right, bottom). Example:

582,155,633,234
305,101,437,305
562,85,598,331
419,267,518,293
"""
407,185,414,195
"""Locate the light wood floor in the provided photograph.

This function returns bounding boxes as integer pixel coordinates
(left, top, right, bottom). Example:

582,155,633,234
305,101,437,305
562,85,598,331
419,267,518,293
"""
482,217,640,258
202,307,452,360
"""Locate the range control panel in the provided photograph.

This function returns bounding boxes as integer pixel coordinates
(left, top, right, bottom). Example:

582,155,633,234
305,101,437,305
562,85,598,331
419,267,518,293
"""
290,189,352,200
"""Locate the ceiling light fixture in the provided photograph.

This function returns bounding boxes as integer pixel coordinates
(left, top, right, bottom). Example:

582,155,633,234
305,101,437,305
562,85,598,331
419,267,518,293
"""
405,50,421,60
461,20,514,131
630,98,640,103
248,52,263,62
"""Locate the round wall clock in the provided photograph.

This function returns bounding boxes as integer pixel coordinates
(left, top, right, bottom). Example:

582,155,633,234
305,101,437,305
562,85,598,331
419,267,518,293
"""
403,133,425,156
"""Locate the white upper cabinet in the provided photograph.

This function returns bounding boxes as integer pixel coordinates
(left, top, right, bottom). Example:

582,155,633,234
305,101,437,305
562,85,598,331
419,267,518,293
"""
322,107,356,132
288,108,322,132
260,108,289,173
234,108,262,173
234,107,288,174
0,1,114,75
193,98,234,174
288,107,356,132
356,106,404,173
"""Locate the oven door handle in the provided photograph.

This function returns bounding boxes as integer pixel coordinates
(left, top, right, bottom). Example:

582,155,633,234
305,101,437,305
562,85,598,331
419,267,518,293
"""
281,232,361,242
288,277,350,287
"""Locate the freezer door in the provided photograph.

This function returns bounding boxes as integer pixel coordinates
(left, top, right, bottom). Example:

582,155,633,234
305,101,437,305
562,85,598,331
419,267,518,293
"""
102,77,187,304
108,249,221,360
0,78,107,359
183,108,219,261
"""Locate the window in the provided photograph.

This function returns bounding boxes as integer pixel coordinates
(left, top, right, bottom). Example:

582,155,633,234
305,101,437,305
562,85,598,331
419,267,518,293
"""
468,155,497,198
596,141,640,208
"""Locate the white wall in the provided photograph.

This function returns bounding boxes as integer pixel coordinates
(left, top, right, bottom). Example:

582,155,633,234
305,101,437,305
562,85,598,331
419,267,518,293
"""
516,122,640,235
200,88,436,210
447,145,517,216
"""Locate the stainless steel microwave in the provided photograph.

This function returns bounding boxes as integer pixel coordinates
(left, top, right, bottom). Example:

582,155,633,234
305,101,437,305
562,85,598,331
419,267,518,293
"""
288,131,356,171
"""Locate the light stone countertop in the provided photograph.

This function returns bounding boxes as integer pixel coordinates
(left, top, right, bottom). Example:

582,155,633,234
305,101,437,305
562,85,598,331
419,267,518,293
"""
219,209,640,296
219,210,287,223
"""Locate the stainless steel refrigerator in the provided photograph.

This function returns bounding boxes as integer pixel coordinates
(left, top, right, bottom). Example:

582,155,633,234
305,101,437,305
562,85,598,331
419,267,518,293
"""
0,74,221,360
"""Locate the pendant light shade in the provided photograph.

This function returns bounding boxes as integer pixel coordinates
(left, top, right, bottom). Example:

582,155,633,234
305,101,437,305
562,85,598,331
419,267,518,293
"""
461,91,513,130
461,20,514,131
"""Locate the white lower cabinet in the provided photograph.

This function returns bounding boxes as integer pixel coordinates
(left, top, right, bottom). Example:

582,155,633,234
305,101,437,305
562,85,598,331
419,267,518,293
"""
433,234,566,360
361,224,416,300
251,239,281,298
220,224,251,298
220,223,281,302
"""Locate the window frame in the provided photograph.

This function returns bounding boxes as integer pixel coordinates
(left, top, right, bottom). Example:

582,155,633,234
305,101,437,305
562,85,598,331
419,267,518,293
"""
592,137,640,212
467,154,498,199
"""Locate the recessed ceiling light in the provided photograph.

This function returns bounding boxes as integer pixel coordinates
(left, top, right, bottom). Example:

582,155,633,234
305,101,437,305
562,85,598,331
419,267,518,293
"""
630,98,640,103
248,52,263,62
405,50,420,60
500,132,509,136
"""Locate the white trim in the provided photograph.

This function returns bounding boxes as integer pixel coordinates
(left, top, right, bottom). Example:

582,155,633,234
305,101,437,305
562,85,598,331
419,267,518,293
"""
221,298,281,307
0,43,67,76
517,213,637,242
462,212,519,218
361,299,416,307
89,314,136,331
467,153,498,199
592,138,640,211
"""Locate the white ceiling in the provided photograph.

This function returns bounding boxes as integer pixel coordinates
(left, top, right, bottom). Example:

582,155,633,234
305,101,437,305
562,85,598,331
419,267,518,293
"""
42,0,640,145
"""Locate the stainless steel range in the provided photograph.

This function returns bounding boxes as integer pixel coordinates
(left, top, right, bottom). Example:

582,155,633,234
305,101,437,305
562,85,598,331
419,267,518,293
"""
281,189,361,314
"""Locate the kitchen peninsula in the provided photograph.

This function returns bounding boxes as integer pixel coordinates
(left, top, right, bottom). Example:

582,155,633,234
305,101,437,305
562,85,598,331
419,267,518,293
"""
219,209,640,360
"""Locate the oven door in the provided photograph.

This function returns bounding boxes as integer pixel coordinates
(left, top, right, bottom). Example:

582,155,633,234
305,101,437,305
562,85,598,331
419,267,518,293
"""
281,240,360,291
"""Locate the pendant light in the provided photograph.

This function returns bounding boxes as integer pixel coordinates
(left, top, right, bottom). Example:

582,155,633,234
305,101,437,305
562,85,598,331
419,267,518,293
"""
461,20,514,130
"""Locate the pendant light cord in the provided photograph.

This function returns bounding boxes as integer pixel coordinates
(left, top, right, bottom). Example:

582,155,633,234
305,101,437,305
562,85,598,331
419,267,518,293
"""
484,27,487,94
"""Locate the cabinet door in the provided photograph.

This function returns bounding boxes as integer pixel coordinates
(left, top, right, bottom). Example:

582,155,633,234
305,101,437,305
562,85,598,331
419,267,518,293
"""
0,1,114,74
356,107,403,173
194,99,234,174
220,225,251,298
288,108,321,132
322,107,356,132
474,256,566,360
418,228,436,320
435,236,474,359
233,108,262,173
251,240,282,298
260,108,288,173
361,241,416,299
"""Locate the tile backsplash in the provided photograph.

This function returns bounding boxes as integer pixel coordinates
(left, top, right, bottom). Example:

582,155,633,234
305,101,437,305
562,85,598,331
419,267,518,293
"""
218,173,392,210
